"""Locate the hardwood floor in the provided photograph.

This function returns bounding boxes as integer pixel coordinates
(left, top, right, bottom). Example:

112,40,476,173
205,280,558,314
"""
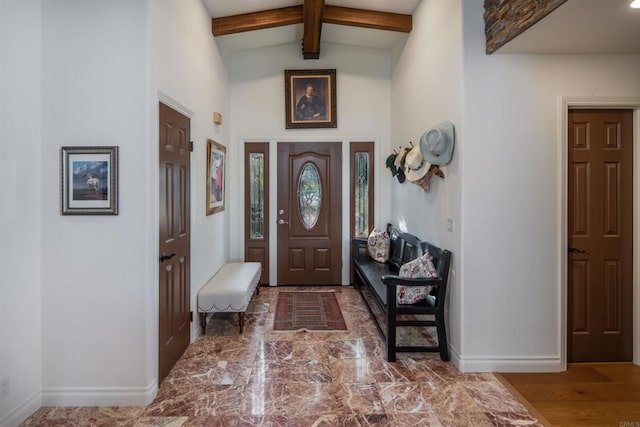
496,363,640,426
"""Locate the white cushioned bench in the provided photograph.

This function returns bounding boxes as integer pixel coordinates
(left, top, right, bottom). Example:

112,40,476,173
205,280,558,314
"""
197,262,261,334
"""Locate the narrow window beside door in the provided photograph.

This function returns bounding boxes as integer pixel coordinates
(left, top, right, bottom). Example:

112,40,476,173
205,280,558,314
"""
350,142,374,239
249,152,265,238
244,143,269,284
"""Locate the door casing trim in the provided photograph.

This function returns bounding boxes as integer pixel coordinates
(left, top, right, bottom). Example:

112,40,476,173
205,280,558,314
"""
158,91,194,118
559,96,640,369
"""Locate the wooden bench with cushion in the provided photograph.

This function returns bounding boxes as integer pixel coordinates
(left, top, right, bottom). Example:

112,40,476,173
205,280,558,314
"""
197,262,261,334
352,223,452,362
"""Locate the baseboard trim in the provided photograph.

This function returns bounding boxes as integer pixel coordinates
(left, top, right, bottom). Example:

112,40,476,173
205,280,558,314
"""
449,347,563,372
0,390,41,427
41,379,157,407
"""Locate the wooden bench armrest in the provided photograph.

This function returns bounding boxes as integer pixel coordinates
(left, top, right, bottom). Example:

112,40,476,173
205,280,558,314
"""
351,237,368,252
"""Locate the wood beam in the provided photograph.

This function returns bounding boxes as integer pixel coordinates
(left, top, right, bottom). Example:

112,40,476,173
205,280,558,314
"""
323,6,412,33
211,6,303,36
210,4,413,59
303,0,325,60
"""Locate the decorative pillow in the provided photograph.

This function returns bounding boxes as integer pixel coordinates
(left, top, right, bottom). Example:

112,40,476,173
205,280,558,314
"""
367,229,390,263
396,286,430,305
399,252,437,279
396,252,438,304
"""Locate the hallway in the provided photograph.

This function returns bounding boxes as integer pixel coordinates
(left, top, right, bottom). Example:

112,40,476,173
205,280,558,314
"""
23,287,540,426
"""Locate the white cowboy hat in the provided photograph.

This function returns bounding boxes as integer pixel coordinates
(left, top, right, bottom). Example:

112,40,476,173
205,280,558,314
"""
404,145,431,182
394,147,409,168
390,147,408,183
419,122,455,166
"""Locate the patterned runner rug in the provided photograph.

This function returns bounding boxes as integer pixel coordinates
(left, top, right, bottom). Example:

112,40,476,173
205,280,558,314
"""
273,292,347,332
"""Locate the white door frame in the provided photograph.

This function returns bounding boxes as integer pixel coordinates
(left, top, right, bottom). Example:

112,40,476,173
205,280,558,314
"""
559,96,640,368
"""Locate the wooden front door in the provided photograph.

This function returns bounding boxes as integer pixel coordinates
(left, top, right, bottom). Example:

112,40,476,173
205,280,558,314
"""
158,102,191,382
277,142,342,285
568,109,633,362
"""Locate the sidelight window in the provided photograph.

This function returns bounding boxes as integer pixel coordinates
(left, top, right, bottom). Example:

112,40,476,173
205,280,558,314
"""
350,142,374,239
248,153,265,238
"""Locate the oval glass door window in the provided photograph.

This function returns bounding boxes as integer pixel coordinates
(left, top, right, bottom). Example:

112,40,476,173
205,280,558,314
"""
298,163,322,229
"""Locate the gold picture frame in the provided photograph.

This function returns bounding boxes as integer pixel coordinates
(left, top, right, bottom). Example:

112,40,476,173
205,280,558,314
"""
206,139,226,215
285,69,337,129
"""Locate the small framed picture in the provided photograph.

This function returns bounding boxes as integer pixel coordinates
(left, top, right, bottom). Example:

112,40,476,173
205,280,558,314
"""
206,139,226,215
285,69,337,129
60,146,118,215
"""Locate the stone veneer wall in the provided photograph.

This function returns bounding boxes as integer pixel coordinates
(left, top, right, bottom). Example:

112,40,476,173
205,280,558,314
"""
484,0,567,54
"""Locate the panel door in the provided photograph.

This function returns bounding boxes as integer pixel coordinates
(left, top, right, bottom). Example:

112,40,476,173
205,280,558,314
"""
277,142,342,285
568,109,633,362
158,102,191,383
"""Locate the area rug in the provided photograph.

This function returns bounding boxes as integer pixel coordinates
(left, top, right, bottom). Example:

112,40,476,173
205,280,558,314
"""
273,292,347,332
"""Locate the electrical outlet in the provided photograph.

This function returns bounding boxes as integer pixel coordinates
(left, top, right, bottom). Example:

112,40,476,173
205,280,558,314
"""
1,376,9,399
446,217,454,232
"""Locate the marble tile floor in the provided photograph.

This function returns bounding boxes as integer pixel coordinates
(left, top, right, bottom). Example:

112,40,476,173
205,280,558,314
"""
23,286,541,426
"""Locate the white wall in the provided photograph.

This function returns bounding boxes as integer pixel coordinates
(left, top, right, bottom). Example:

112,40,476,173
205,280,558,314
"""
460,0,640,371
0,1,43,425
390,0,464,358
227,42,393,283
40,0,152,405
147,0,231,343
1,0,232,419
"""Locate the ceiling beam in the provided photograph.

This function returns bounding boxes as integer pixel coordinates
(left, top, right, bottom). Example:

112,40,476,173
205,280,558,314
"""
212,6,303,36
323,6,412,33
303,0,325,59
212,5,412,37
211,4,413,59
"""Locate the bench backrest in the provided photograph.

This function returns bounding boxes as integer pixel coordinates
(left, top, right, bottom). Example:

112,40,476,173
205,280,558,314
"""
386,223,452,288
387,224,423,270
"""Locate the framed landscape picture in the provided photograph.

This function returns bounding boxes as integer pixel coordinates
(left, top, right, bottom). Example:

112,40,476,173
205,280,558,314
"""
60,146,118,215
285,69,337,129
206,139,226,215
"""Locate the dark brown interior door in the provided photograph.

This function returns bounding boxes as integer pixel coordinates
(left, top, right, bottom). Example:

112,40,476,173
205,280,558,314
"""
277,141,342,285
568,109,633,362
158,102,191,382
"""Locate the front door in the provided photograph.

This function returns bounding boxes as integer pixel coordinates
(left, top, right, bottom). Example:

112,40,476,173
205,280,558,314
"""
158,102,191,382
277,142,342,285
568,109,633,362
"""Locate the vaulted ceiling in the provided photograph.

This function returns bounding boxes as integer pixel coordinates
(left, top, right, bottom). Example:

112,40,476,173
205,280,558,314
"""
203,0,420,59
202,0,640,58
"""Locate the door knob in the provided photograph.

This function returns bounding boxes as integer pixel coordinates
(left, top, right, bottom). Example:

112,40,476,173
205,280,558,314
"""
278,219,289,225
160,252,176,262
568,246,588,254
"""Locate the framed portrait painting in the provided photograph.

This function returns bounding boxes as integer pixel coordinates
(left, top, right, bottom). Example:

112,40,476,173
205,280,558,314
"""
285,69,337,129
60,146,118,215
206,139,226,215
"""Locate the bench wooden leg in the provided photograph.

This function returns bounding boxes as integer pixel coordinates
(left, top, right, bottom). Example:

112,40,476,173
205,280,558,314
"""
238,312,245,334
436,310,450,361
386,285,397,362
200,312,207,335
